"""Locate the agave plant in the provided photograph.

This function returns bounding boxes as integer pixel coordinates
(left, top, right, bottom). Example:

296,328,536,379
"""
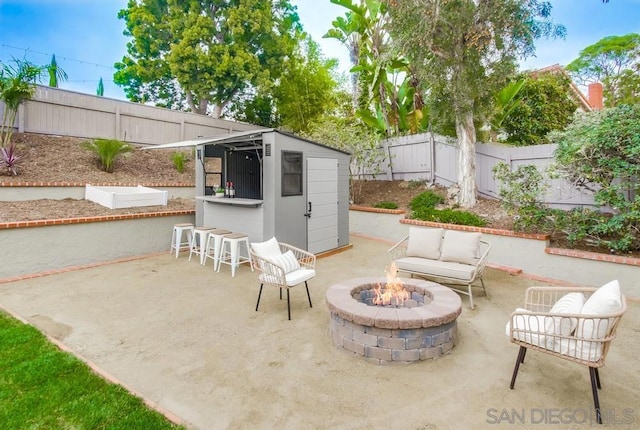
0,141,22,175
83,138,133,173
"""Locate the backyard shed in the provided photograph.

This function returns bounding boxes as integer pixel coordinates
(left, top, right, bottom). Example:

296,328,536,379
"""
149,129,351,254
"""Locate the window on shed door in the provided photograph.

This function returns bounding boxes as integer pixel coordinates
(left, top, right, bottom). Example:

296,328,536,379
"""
281,151,303,196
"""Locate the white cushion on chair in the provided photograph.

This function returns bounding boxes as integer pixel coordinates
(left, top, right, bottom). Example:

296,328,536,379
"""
251,237,281,259
406,227,443,260
285,268,315,286
269,250,300,274
506,308,547,347
544,292,585,336
440,230,481,265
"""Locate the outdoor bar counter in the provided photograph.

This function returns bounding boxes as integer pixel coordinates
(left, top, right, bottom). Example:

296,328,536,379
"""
197,196,265,244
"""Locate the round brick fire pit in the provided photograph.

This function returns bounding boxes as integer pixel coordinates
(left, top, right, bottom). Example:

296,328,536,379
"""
326,277,462,364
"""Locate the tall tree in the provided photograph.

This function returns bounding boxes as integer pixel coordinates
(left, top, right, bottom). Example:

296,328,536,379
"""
385,0,565,207
115,0,301,117
46,54,68,88
566,33,640,107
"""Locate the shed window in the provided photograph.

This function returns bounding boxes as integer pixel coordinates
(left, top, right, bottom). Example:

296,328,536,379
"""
282,151,303,196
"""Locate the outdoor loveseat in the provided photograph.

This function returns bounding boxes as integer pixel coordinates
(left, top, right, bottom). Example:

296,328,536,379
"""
388,227,491,309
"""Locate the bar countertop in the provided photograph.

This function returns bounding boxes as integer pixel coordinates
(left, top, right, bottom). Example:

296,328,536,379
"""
197,196,263,207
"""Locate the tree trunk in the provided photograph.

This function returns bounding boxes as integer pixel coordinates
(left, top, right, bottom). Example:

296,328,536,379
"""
455,110,477,208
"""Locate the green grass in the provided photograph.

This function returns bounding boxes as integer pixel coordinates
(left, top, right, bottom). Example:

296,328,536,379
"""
373,201,398,209
0,312,183,429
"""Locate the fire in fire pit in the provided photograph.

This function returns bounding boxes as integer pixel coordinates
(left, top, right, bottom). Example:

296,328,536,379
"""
372,263,408,306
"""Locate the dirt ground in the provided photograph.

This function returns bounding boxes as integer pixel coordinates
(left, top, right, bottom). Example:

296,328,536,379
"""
0,133,512,228
1,235,638,430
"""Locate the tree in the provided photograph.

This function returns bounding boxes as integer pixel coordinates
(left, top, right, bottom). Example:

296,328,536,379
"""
115,0,301,117
96,78,104,97
46,54,68,88
501,72,578,146
385,0,565,207
566,34,640,107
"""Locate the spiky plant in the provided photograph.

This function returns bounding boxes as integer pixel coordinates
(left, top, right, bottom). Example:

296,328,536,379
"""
83,138,133,173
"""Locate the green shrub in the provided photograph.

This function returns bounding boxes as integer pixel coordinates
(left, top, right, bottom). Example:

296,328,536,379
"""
412,206,486,227
171,151,187,173
83,138,133,173
409,191,445,211
374,201,398,209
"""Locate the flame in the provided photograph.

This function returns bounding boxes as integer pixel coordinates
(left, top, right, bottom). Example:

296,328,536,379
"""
373,262,409,306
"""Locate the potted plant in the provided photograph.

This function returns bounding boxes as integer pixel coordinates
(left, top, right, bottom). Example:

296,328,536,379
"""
215,186,225,198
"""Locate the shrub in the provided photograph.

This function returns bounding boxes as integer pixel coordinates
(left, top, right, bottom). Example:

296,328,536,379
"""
0,141,21,175
171,151,187,173
409,191,445,211
83,138,133,173
374,201,398,209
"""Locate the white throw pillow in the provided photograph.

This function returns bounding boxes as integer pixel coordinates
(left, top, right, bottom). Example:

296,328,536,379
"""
505,308,547,347
406,227,443,260
577,280,623,340
544,292,585,336
269,250,300,274
440,230,481,265
251,237,281,259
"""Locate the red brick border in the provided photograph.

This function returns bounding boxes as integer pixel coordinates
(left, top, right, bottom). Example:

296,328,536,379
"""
0,209,195,230
399,218,550,240
349,205,405,215
0,181,194,187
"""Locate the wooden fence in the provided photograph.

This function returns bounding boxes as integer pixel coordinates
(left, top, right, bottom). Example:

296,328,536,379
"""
0,85,259,145
369,132,597,209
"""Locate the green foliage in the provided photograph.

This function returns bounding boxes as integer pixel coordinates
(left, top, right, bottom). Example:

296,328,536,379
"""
501,72,578,146
409,191,444,211
46,54,67,88
115,0,301,117
374,201,398,209
492,162,548,214
0,58,43,148
304,115,383,203
490,78,525,136
386,0,565,207
96,77,104,97
567,33,640,107
171,151,187,173
83,138,133,173
549,105,640,251
0,312,183,429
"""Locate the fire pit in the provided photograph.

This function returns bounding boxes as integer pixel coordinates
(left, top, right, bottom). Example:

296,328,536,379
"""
326,265,462,364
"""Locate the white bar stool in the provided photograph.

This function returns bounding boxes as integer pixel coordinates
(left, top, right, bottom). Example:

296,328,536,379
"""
189,226,216,264
203,229,232,268
217,232,253,277
170,223,194,258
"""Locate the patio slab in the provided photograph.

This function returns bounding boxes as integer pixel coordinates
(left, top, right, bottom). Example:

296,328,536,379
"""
0,235,639,429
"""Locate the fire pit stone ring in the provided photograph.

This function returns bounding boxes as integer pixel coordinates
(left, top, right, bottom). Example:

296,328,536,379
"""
326,277,462,364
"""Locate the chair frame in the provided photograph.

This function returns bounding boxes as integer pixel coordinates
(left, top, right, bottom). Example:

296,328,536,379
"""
388,236,491,309
508,286,627,424
249,242,316,320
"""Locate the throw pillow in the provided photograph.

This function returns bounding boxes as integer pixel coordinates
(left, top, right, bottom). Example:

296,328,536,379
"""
405,227,443,260
269,250,300,274
544,292,585,337
251,237,281,259
577,280,623,340
440,230,481,265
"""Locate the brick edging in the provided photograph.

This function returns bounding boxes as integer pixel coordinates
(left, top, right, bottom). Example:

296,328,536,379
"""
0,210,195,230
0,181,195,187
349,205,405,215
546,247,640,267
399,218,550,240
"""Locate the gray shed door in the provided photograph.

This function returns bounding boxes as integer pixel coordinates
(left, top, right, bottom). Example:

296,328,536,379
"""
307,158,338,254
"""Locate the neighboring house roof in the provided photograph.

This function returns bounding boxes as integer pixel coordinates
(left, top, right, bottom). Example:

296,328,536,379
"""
530,64,603,112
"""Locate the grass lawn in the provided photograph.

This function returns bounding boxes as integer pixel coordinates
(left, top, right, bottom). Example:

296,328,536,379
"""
0,312,184,429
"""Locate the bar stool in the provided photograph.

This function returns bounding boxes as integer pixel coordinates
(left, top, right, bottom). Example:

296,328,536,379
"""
203,229,232,268
170,223,194,258
217,232,253,277
189,226,216,264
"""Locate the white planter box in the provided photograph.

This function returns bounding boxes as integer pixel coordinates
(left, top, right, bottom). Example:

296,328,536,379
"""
85,185,168,209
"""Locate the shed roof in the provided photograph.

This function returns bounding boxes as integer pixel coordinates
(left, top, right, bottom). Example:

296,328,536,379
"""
142,128,350,155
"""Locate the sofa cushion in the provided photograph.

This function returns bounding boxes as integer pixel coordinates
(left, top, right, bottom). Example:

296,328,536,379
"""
269,250,300,274
440,230,481,265
395,257,476,282
506,308,547,347
544,292,585,337
251,237,281,259
406,227,443,260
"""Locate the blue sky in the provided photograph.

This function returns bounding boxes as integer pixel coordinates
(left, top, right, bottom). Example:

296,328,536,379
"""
1,0,639,100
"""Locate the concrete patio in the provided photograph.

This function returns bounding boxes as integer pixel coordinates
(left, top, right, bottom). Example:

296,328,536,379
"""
0,231,638,429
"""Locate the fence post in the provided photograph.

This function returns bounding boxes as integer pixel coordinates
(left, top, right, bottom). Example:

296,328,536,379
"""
115,106,121,141
18,104,25,133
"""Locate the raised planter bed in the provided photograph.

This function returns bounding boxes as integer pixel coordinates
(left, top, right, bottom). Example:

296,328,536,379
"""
85,185,168,209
